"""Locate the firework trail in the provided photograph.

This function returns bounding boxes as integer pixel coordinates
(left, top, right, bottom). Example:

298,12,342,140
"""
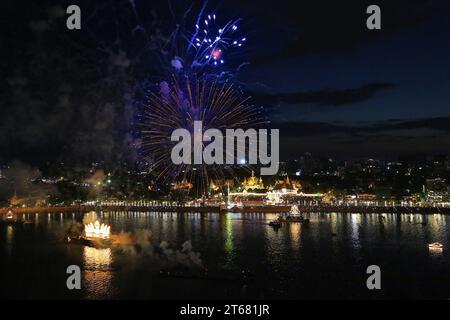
139,78,266,195
190,13,245,67
161,3,247,81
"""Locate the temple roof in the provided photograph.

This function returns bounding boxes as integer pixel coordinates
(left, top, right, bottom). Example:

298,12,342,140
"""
273,176,301,191
242,171,264,190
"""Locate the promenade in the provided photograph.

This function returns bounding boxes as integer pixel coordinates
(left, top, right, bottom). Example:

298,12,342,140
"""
1,204,450,215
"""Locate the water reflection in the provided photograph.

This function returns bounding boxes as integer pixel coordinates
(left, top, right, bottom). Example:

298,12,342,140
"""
6,225,13,243
5,225,14,256
289,223,301,250
1,211,450,299
83,247,113,299
224,214,234,267
350,213,361,249
83,246,112,269
428,246,443,258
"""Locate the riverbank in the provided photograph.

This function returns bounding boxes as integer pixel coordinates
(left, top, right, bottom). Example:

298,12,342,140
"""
1,204,450,215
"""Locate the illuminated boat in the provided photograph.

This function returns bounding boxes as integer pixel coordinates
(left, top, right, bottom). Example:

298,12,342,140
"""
0,210,23,226
428,242,443,250
278,216,310,224
277,205,310,224
84,220,110,239
66,220,112,247
66,234,112,248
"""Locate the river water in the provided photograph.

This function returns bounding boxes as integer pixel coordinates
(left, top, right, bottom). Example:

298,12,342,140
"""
0,212,449,299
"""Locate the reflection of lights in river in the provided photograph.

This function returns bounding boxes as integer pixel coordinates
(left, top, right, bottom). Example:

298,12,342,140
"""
289,223,301,250
428,243,443,258
428,242,443,258
428,214,446,234
5,225,14,255
330,212,338,234
83,246,112,268
225,214,234,253
6,225,13,243
224,214,234,267
351,213,361,250
351,214,359,233
83,246,114,298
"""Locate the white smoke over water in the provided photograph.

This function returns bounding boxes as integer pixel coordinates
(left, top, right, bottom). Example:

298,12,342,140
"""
111,230,203,268
75,212,204,269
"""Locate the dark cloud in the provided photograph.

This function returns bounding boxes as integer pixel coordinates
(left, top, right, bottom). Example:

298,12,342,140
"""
251,83,396,109
249,0,443,63
274,117,450,158
274,116,450,136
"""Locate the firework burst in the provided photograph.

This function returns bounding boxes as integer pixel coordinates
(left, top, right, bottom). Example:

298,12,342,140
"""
162,8,248,82
139,78,266,195
190,13,245,67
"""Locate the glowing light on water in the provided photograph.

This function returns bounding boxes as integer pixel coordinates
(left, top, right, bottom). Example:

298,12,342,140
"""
428,242,443,250
6,225,13,243
224,214,234,264
85,220,110,239
289,223,301,250
83,246,113,298
428,241,444,258
83,246,112,267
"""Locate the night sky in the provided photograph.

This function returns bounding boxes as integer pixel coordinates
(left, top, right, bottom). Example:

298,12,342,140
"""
2,0,450,167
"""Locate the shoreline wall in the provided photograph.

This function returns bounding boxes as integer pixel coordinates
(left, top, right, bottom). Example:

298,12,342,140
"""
1,205,449,215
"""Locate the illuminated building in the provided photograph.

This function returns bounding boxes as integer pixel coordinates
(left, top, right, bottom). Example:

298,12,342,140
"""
241,171,265,191
172,179,193,191
229,173,323,205
10,193,21,206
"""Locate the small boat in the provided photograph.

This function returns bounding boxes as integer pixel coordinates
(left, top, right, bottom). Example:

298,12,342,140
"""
66,235,94,246
268,220,282,228
277,215,306,223
66,234,113,248
276,205,309,224
0,210,24,226
428,242,443,250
